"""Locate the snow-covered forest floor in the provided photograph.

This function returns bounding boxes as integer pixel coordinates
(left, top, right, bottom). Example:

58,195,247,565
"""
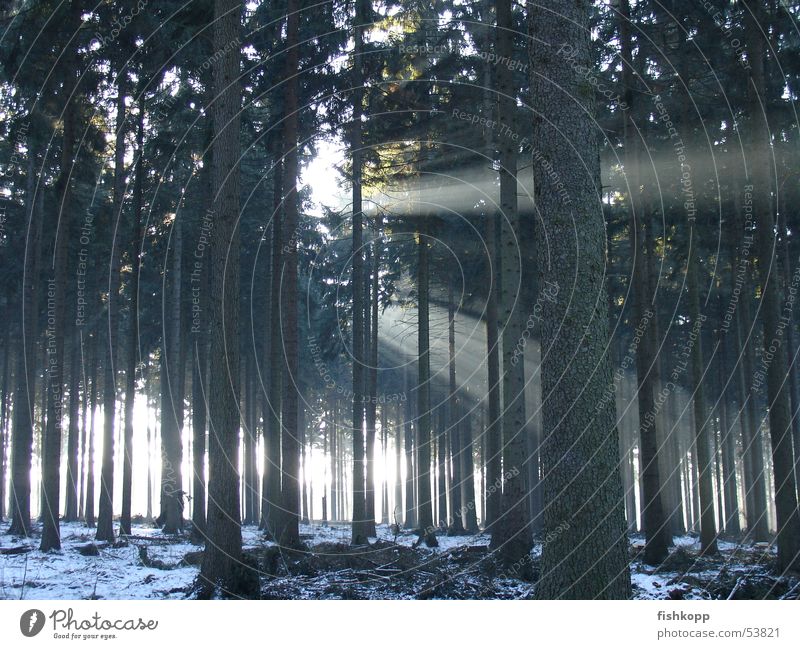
1,521,798,600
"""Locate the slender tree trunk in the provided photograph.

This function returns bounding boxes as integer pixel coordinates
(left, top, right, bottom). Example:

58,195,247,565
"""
490,0,531,568
120,95,145,536
437,408,447,528
483,209,502,534
9,137,42,536
64,332,81,521
380,405,389,524
618,0,669,564
461,404,479,533
394,404,403,525
262,146,283,537
41,1,82,551
364,231,378,535
737,285,770,539
244,356,258,525
330,403,338,521
278,0,301,549
85,353,98,526
403,371,416,529
159,216,184,535
447,283,465,534
0,331,10,521
530,0,631,598
96,72,129,544
685,196,718,554
350,0,370,545
300,400,309,524
416,212,437,547
718,299,741,535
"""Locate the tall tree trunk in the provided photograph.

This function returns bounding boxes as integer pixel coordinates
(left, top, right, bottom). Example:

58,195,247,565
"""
96,72,129,544
435,406,445,527
200,0,247,595
461,401,479,533
9,136,42,536
300,400,309,524
416,213,437,547
262,147,283,538
244,355,258,525
350,0,370,545
364,230,378,535
330,402,338,521
277,0,301,549
85,351,98,526
403,370,416,529
160,216,184,535
686,235,718,553
191,140,212,539
745,2,800,571
447,283,464,534
380,405,389,524
618,0,669,564
778,206,800,503
490,0,531,569
530,0,631,598
41,1,82,551
145,370,154,522
738,287,770,539
393,405,402,525
121,95,145,536
718,296,741,535
64,332,81,521
0,330,10,521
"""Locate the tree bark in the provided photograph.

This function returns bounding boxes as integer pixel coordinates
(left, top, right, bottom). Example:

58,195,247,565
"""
491,0,531,568
200,0,247,595
96,72,129,544
277,0,301,549
9,135,42,536
447,283,465,534
745,1,800,571
41,0,81,550
530,0,631,598
120,94,145,536
350,0,370,545
64,331,81,521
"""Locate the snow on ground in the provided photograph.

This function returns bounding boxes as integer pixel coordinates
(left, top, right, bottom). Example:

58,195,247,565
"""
0,521,488,600
0,523,196,600
1,523,795,600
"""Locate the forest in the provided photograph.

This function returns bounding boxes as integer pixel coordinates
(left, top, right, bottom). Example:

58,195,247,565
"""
0,0,799,601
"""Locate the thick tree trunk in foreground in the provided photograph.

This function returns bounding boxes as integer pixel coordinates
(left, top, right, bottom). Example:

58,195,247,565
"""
277,0,301,549
745,2,800,572
530,0,631,599
200,0,249,597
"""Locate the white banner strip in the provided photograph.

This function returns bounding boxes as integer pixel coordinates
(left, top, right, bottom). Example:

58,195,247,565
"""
0,600,797,648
